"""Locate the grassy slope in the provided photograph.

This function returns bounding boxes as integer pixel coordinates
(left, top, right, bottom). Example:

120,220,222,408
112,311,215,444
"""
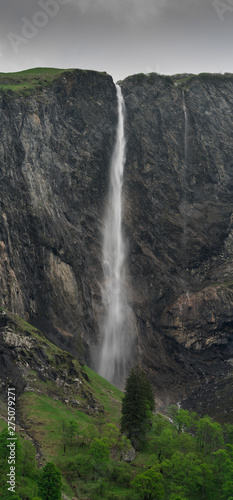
0,361,158,499
18,367,123,461
0,309,130,498
1,313,233,499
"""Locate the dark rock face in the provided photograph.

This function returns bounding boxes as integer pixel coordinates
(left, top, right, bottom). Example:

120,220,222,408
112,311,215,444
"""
1,70,233,413
0,70,117,362
120,73,233,407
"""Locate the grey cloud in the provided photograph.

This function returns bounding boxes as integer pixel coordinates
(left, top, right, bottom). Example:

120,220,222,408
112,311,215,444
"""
0,0,232,81
70,0,207,21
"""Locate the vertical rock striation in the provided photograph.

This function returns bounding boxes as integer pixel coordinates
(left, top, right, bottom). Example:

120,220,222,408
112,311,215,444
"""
0,69,118,359
120,73,233,404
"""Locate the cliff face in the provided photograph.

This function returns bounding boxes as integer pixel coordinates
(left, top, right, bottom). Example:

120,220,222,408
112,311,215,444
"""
1,69,233,413
121,73,233,408
0,70,117,360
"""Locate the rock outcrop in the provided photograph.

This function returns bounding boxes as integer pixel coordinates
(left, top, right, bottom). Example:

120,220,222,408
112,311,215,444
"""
1,69,233,413
0,308,102,415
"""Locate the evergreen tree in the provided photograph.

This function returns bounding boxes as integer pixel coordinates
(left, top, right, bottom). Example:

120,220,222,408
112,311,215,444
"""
120,365,155,448
38,462,62,500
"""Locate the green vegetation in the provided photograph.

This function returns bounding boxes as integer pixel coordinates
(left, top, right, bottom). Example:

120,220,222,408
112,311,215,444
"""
38,462,62,500
120,365,155,449
1,311,233,498
1,390,233,499
0,67,75,96
0,67,109,96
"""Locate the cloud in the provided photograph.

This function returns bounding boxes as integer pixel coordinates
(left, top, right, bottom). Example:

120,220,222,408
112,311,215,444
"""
69,0,209,26
70,0,160,23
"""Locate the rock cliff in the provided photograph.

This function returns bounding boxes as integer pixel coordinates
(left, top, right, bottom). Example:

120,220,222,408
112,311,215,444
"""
121,73,233,410
1,69,233,414
0,69,117,362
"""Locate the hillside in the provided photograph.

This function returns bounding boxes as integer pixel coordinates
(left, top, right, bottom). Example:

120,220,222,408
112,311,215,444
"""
1,310,233,500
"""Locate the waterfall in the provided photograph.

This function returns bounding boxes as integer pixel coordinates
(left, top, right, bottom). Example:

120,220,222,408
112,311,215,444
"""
182,90,188,248
181,90,189,289
98,84,131,388
182,90,188,168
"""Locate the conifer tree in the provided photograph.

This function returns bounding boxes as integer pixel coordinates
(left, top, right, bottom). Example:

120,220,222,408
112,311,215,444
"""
38,462,62,500
120,365,155,448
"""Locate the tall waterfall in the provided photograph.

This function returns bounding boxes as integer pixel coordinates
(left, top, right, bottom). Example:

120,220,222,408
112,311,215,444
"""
98,84,131,388
182,90,189,272
183,90,188,168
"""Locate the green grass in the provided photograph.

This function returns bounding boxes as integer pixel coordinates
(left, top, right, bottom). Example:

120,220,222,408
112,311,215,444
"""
0,419,7,432
18,366,123,462
16,368,126,499
0,67,75,95
0,67,109,96
84,366,123,423
18,392,93,460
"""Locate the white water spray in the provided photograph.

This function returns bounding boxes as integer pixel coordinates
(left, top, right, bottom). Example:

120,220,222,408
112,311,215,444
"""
99,85,131,387
182,90,188,168
182,90,188,252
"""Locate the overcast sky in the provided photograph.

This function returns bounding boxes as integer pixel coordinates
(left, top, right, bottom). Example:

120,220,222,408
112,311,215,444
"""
0,0,232,81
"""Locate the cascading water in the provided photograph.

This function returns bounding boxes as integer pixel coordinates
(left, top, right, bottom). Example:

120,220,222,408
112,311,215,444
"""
182,90,188,253
181,90,190,297
182,90,188,168
98,84,131,388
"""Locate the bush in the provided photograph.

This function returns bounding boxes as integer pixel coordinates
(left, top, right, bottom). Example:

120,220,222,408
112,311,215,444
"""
108,461,131,482
64,456,93,480
87,478,106,498
116,471,131,487
105,493,120,500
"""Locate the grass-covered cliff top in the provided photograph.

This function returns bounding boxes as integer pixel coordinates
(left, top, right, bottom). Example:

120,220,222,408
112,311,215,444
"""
0,67,110,96
0,67,76,95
